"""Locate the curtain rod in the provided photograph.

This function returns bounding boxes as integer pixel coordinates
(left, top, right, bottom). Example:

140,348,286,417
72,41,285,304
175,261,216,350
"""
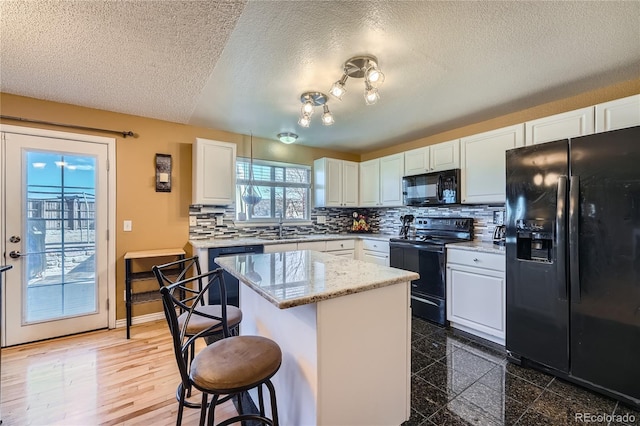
0,115,136,138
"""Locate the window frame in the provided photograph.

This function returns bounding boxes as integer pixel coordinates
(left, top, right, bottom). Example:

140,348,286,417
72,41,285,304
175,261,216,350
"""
235,157,311,223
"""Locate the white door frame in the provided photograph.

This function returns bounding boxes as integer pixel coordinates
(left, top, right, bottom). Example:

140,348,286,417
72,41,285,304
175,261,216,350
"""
0,124,117,340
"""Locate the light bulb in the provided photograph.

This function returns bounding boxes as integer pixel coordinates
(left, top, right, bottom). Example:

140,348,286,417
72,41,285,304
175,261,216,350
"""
366,66,385,86
301,100,314,116
364,82,379,105
329,74,348,100
298,114,311,128
321,105,334,126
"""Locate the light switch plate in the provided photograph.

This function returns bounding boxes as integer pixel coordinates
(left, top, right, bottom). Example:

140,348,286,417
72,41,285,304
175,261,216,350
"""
216,216,224,226
317,215,327,224
123,220,132,232
493,211,505,225
189,216,197,226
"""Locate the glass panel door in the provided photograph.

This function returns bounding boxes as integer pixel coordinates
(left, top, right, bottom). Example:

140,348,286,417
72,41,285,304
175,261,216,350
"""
25,151,97,322
3,132,109,346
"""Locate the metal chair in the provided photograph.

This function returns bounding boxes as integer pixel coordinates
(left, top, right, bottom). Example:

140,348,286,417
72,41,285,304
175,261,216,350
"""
153,256,242,410
158,268,281,426
153,255,242,339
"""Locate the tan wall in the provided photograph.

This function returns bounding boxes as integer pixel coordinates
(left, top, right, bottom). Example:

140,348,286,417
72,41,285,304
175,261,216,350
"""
0,93,358,320
360,78,640,161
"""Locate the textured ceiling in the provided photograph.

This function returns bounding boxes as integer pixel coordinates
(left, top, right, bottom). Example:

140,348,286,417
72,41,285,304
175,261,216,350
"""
1,1,639,154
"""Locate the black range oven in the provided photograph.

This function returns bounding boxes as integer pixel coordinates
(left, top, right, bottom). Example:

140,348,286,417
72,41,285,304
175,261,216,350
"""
390,217,473,325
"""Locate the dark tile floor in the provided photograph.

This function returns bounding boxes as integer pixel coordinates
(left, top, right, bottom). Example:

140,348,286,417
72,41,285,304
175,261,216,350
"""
404,317,640,426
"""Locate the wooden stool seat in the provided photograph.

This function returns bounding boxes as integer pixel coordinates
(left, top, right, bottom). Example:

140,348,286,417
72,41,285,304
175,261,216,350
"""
191,335,282,392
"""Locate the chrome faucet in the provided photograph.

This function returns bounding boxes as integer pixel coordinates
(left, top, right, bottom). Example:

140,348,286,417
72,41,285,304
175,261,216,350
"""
278,212,283,238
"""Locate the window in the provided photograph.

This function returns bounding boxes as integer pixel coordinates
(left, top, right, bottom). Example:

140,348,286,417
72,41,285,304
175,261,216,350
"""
236,158,311,222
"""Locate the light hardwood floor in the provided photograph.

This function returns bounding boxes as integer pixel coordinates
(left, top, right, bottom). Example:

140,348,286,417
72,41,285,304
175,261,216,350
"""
1,320,238,425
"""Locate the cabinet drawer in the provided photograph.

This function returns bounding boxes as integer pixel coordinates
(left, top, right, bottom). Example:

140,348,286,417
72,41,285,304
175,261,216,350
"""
362,250,389,266
328,249,355,258
326,239,355,251
298,241,326,251
361,239,389,254
447,249,505,272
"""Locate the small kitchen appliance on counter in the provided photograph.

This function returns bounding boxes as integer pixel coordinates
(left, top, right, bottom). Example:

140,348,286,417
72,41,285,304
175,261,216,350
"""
493,225,506,246
399,214,415,239
389,217,474,325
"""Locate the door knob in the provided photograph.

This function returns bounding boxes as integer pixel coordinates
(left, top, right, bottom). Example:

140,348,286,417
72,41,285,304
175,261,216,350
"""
9,250,22,259
9,235,21,243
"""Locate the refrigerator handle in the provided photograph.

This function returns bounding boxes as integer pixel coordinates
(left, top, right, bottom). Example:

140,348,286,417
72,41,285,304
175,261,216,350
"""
556,175,568,301
569,175,580,303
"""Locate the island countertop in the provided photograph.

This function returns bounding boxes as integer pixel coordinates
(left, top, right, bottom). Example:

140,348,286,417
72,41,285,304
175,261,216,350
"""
215,250,419,309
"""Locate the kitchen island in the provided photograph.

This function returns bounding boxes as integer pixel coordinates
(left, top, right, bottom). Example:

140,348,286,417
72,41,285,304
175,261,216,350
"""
215,250,419,426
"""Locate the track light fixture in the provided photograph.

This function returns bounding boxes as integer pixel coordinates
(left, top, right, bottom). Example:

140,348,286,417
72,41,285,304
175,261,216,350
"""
298,92,334,127
329,55,384,105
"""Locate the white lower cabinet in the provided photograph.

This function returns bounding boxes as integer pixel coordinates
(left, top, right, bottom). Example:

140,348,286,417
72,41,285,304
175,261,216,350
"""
446,248,505,345
264,239,355,258
263,243,297,253
359,239,390,266
325,239,355,259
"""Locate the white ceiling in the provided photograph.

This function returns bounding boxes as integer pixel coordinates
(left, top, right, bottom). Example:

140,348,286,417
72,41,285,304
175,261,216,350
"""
1,1,639,154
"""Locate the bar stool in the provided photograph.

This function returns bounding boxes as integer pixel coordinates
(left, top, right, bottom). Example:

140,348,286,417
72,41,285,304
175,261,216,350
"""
154,257,242,411
153,256,242,339
158,267,281,426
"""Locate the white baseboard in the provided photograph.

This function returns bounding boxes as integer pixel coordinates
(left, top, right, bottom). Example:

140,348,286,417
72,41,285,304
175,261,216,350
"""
115,312,165,328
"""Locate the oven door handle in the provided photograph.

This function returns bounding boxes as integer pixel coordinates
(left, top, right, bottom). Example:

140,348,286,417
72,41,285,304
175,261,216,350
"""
411,295,438,307
389,242,444,253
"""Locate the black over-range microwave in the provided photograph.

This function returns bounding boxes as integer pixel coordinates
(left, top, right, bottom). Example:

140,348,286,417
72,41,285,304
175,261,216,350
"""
402,169,461,206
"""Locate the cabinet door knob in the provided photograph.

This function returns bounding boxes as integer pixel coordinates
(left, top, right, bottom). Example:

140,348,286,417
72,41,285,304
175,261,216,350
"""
473,258,479,262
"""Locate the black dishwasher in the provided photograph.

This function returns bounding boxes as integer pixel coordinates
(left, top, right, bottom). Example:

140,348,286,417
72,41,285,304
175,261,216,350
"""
208,245,264,307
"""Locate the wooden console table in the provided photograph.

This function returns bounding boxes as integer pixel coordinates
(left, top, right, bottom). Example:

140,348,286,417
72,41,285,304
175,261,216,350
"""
124,248,185,339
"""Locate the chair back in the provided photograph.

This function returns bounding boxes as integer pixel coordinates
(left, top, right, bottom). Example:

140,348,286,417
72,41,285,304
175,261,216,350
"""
155,268,231,388
153,256,208,304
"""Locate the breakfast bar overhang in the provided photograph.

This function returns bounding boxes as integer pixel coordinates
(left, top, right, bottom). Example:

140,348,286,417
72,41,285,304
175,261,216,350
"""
215,250,419,426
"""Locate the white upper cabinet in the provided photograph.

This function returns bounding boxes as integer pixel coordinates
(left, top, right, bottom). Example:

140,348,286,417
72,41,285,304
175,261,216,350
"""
430,139,460,171
342,160,359,207
360,153,404,207
359,159,381,207
379,153,404,206
404,140,460,176
525,106,594,145
595,94,640,133
314,158,359,208
460,124,524,204
192,138,236,205
404,147,429,176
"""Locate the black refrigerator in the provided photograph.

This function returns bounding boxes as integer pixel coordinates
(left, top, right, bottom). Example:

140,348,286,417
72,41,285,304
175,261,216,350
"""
505,125,640,408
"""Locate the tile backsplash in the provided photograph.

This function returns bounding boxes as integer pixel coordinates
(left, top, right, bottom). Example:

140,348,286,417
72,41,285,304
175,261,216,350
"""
189,204,505,242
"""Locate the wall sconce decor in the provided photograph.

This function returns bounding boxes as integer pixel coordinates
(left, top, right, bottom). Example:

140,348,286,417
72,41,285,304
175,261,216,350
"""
298,92,334,128
329,55,385,105
155,153,172,192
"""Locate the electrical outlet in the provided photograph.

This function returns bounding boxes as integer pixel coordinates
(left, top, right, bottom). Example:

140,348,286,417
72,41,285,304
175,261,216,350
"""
189,216,197,226
493,211,505,225
123,220,132,231
216,216,224,226
317,215,327,224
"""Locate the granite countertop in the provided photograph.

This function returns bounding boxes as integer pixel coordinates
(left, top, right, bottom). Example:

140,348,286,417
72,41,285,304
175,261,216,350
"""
214,250,419,309
446,240,506,255
190,233,396,249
